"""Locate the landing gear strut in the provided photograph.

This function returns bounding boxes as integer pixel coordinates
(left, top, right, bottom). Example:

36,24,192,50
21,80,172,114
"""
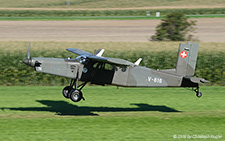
62,78,87,102
194,87,202,98
62,62,101,102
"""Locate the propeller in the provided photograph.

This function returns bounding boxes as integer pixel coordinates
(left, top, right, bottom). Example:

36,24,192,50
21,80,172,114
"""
22,42,32,66
22,42,41,67
27,42,30,60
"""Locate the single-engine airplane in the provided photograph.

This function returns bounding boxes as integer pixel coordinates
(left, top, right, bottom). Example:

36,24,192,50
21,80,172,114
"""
23,42,209,102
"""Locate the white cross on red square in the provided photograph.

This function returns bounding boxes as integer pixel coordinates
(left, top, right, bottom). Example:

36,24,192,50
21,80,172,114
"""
180,51,188,59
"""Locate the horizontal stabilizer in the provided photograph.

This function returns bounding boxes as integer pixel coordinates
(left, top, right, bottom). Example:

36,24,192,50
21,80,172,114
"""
185,77,210,84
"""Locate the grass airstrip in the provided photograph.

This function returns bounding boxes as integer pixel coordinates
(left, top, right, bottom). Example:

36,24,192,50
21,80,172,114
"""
0,86,224,140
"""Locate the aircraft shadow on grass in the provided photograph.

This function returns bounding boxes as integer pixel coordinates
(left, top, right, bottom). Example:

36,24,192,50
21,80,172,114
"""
2,100,180,116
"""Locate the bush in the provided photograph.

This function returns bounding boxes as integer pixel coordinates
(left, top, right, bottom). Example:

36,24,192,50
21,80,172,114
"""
151,12,196,41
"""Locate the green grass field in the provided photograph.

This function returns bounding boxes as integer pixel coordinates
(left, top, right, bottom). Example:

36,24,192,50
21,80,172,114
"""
0,86,224,140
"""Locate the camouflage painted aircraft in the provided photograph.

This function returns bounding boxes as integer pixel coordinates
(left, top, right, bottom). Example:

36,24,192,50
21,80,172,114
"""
23,42,209,102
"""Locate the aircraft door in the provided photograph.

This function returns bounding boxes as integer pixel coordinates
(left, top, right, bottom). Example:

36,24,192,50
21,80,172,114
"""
112,66,129,86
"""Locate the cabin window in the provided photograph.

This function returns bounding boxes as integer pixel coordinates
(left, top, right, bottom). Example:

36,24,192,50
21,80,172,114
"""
93,62,115,71
104,63,114,71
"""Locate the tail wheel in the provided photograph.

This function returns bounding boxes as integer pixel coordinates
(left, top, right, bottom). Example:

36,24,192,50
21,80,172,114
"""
70,89,83,102
194,87,202,98
62,86,72,98
196,92,202,98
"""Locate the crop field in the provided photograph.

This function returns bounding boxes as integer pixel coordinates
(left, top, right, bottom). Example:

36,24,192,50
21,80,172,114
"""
1,41,225,53
0,86,224,140
0,0,224,9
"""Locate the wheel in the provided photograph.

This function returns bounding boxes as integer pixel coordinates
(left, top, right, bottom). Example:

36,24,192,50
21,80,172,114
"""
62,86,72,98
196,92,202,98
70,89,83,102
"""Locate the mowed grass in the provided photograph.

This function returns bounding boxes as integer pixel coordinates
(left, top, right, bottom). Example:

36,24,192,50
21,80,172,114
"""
0,86,224,140
0,0,224,8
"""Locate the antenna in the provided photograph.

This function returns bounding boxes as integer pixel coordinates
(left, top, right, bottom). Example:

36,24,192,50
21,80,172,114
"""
134,58,142,66
96,49,105,57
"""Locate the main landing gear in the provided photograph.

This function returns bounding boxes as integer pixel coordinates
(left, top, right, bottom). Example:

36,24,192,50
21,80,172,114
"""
194,87,202,98
63,62,101,102
62,79,87,102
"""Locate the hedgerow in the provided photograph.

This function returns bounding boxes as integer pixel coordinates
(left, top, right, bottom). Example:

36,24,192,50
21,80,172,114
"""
0,8,225,17
0,50,224,86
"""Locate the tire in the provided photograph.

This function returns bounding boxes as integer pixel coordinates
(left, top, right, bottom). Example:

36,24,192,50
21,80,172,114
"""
62,86,72,98
70,89,82,102
196,92,202,98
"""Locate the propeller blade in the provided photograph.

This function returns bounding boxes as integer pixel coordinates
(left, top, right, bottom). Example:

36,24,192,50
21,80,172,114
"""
27,42,31,59
23,42,32,66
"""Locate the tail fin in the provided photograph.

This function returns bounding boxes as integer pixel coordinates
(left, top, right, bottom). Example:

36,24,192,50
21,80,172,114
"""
176,42,199,76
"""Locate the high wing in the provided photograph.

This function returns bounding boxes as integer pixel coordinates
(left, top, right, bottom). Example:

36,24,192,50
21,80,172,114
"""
66,48,94,56
66,48,134,66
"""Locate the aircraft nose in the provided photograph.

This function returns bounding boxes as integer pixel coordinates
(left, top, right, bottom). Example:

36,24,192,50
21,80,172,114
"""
22,59,31,66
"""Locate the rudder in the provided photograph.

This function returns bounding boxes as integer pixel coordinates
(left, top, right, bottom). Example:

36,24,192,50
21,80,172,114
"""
176,42,199,76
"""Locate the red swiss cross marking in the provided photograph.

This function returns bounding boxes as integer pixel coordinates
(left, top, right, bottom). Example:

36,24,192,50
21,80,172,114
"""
180,51,188,59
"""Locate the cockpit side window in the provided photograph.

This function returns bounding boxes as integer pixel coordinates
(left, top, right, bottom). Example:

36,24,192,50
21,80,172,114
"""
93,62,115,71
104,63,114,71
